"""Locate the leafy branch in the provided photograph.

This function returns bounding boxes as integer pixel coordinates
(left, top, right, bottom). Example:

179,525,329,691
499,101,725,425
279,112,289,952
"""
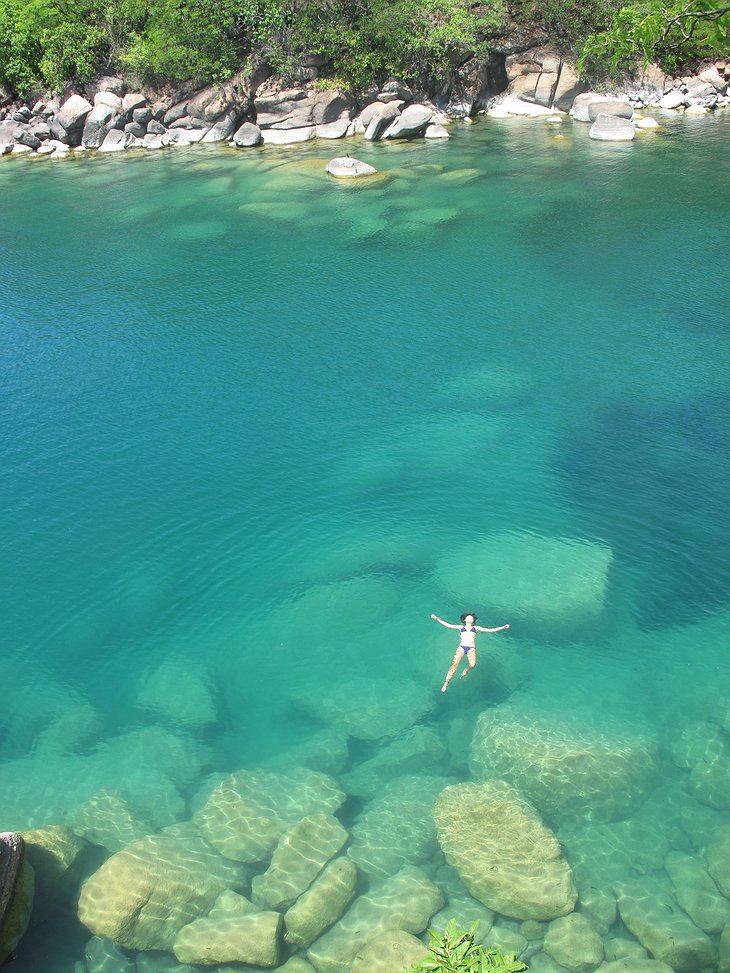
408,920,528,973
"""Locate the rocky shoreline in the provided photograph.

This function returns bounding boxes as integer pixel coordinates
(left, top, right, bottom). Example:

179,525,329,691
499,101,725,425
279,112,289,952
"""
1,53,728,161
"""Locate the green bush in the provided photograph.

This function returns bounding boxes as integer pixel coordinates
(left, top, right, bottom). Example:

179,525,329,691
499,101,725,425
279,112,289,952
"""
409,920,528,973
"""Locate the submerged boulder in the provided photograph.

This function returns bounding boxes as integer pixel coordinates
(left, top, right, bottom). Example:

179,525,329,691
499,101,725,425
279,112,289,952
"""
615,878,716,971
21,825,90,923
307,865,442,973
664,851,730,933
291,677,432,739
195,767,345,863
174,901,282,967
347,775,449,879
469,708,658,823
252,814,348,910
435,532,613,633
77,822,248,950
433,781,577,920
544,912,604,972
284,857,357,949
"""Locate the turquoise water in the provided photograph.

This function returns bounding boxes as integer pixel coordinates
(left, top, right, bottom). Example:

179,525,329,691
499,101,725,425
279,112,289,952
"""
2,110,730,970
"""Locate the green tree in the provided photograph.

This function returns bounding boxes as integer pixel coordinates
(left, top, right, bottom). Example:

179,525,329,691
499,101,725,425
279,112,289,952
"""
578,0,730,73
0,0,108,94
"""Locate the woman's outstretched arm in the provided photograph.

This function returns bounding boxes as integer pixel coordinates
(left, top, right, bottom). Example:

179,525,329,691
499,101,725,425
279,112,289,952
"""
431,614,461,630
475,623,510,633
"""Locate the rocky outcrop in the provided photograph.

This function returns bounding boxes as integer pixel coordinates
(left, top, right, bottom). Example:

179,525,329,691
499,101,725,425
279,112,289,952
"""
0,833,33,967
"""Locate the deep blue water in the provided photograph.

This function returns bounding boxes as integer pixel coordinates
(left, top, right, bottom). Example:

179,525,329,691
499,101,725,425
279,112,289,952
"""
2,109,730,972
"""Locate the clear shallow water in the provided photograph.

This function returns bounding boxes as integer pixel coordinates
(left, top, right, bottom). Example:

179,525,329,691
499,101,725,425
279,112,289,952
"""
2,111,730,971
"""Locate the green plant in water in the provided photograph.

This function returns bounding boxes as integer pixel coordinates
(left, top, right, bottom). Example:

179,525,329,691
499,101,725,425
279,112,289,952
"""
408,920,528,973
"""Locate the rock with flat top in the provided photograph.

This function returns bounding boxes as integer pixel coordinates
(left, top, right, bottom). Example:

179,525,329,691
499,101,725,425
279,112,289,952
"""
544,912,604,972
174,905,281,967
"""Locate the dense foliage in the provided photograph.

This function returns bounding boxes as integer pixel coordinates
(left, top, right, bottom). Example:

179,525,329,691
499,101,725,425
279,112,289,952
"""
578,0,729,73
0,0,727,95
410,920,528,973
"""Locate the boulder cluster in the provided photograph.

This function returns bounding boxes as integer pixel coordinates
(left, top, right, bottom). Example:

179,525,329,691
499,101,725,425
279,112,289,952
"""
2,53,727,160
0,77,451,159
3,644,730,973
488,52,730,141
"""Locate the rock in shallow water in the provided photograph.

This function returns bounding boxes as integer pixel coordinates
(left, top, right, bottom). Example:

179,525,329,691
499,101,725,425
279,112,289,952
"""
307,865,442,973
285,857,357,949
614,877,715,971
325,157,377,178
77,822,248,950
469,708,658,823
252,814,348,910
195,766,345,863
589,113,636,141
433,781,577,921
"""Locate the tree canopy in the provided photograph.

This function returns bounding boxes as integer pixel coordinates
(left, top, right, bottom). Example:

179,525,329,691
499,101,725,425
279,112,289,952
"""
0,0,727,96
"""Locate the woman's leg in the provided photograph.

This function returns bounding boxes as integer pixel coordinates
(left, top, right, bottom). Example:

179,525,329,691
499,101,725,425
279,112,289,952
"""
459,648,477,678
442,648,465,692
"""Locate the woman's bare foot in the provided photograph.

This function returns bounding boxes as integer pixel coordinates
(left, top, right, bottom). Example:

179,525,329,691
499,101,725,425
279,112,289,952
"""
460,668,470,679
441,683,448,692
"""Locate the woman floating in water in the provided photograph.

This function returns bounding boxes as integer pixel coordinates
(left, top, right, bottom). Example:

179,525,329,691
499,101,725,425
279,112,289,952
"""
431,612,510,692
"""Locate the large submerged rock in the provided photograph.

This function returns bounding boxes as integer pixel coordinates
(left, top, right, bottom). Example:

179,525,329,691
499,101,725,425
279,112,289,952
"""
291,677,433,740
307,865,442,973
347,775,450,879
469,709,658,823
77,822,248,950
174,897,282,967
614,878,715,971
284,856,357,949
435,532,613,633
433,781,577,920
195,767,345,863
252,814,348,910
